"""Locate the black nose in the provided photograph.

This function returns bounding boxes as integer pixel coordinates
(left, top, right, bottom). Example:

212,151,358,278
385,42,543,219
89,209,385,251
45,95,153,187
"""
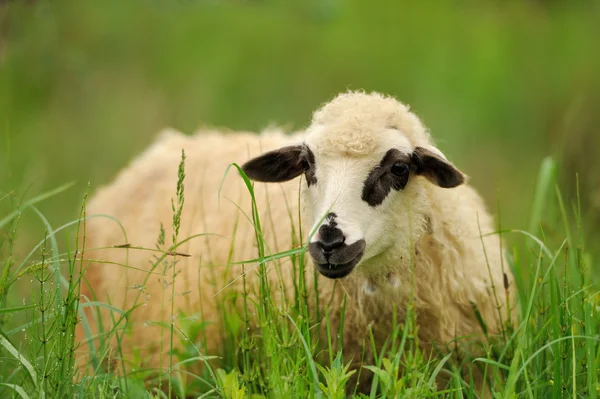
318,224,345,254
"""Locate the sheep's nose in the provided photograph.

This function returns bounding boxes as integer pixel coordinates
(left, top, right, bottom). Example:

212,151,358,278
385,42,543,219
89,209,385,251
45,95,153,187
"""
317,224,345,255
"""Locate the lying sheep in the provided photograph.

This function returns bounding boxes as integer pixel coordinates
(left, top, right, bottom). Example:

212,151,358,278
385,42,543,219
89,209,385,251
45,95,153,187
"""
78,91,515,394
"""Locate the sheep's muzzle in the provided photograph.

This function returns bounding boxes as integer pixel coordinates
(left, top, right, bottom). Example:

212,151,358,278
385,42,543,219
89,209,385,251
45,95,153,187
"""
309,239,366,279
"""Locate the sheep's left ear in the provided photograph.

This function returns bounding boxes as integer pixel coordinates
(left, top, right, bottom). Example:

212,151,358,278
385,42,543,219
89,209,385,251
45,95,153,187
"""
411,146,465,188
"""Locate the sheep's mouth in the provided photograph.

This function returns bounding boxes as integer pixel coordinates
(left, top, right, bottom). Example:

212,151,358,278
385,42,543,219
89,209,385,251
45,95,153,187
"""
314,250,364,279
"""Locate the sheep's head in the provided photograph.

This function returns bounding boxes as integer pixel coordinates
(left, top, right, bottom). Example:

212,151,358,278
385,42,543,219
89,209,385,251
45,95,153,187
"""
242,92,466,279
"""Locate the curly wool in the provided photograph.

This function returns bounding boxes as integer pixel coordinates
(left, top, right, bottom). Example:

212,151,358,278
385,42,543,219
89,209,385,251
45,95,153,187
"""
310,91,433,156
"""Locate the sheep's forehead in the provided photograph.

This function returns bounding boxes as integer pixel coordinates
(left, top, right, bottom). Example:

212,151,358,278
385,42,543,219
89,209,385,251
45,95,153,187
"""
305,125,414,160
305,91,428,157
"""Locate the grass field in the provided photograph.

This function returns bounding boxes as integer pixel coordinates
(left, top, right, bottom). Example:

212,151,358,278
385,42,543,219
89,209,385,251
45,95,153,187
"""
1,0,600,397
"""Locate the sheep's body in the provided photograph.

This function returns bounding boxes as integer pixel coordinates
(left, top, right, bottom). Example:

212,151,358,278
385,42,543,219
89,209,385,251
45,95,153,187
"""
78,92,515,393
79,129,308,368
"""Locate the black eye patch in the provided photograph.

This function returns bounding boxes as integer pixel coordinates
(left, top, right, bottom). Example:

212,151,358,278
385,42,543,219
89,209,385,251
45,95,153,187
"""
361,149,412,207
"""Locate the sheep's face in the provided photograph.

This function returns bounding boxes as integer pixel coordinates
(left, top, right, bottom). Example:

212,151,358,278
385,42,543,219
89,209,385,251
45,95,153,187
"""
242,126,465,279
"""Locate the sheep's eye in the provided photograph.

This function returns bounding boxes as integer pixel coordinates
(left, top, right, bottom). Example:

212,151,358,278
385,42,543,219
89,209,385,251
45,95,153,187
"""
391,162,409,177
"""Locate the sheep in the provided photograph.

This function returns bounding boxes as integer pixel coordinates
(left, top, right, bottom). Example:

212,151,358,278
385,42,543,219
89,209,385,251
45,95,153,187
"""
77,91,516,395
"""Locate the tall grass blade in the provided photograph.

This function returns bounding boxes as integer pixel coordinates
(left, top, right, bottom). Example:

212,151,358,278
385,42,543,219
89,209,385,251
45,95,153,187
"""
0,332,38,389
0,383,31,399
0,182,75,229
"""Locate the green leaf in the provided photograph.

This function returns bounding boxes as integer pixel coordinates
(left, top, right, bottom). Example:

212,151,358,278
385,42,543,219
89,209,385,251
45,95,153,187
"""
0,332,38,389
0,182,75,230
0,383,31,399
0,305,35,314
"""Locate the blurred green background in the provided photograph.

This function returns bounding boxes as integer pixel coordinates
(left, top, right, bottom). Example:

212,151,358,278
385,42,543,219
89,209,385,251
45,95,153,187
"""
1,0,600,258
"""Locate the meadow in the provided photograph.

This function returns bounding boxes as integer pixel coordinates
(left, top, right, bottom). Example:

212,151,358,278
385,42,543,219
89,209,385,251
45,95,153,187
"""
1,0,600,397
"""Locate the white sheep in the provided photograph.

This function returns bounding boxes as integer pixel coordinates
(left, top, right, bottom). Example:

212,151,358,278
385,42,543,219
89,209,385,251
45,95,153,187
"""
77,91,515,395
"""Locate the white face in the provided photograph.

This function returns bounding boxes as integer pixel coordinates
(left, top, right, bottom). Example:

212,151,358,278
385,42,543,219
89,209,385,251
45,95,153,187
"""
242,127,464,279
303,128,415,264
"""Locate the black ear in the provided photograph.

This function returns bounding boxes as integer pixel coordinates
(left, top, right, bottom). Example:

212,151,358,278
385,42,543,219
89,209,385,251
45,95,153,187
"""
411,146,465,188
242,145,307,183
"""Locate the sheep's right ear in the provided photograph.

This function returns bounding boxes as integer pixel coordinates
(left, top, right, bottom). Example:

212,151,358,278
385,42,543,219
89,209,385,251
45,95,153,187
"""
242,145,307,183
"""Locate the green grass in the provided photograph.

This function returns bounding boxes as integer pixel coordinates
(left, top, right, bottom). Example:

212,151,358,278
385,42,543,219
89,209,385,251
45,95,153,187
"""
0,154,598,398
